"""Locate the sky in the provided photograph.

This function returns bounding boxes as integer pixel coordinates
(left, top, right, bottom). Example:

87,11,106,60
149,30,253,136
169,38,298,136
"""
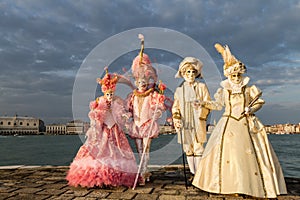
0,0,300,125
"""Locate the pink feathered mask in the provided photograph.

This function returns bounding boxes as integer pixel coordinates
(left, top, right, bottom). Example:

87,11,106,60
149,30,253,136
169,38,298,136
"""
131,53,157,82
131,34,157,82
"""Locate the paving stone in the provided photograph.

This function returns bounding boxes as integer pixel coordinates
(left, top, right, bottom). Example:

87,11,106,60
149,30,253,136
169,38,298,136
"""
0,166,299,200
29,171,50,176
73,197,98,200
35,180,58,184
163,183,187,190
43,176,66,181
186,196,210,200
0,186,19,193
85,190,110,198
107,191,136,199
277,195,300,200
173,181,187,185
158,194,186,200
36,188,67,196
180,188,207,196
46,194,75,200
210,193,249,199
134,193,159,200
1,182,19,187
24,175,49,180
64,187,91,196
14,187,43,194
15,182,44,188
130,187,153,194
100,186,128,193
152,179,173,184
40,183,67,190
0,193,17,200
138,182,164,189
5,193,50,200
155,189,179,195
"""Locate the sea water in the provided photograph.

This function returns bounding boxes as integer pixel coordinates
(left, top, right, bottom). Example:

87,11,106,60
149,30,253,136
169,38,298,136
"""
0,134,299,178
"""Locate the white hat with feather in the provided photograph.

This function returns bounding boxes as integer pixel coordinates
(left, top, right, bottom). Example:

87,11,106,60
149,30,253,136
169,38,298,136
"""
175,57,203,78
214,43,246,77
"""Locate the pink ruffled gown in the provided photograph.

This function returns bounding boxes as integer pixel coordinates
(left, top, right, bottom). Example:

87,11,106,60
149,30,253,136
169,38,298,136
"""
66,96,137,188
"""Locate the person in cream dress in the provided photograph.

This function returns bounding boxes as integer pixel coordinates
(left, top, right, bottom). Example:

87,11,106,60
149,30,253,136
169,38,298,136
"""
192,43,287,198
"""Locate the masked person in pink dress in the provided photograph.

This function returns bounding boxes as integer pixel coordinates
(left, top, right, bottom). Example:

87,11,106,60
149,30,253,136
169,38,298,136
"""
125,35,166,185
66,68,137,188
192,43,287,198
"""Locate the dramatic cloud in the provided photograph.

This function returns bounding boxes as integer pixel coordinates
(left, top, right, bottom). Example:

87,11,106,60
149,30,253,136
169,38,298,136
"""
0,0,299,124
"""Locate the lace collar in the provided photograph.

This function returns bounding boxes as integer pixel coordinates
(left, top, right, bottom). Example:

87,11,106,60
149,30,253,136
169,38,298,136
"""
133,88,154,97
183,81,198,87
221,76,250,94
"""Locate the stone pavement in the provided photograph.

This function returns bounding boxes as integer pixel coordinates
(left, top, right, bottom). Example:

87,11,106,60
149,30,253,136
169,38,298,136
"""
0,165,299,200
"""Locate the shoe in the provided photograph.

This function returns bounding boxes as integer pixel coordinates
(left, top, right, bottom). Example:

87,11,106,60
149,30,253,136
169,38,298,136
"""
188,175,194,182
187,174,194,186
138,177,145,186
144,172,152,182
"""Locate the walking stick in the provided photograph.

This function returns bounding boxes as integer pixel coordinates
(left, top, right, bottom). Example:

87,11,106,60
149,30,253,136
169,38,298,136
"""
132,135,150,190
178,127,188,189
132,102,159,190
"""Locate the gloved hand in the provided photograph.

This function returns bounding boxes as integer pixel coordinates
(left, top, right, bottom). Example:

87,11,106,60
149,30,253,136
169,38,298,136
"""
154,110,162,120
125,122,130,130
192,100,201,109
173,118,182,132
244,107,252,115
122,114,130,123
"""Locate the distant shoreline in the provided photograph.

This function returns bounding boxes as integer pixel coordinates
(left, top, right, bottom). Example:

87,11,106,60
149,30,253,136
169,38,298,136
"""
1,131,300,136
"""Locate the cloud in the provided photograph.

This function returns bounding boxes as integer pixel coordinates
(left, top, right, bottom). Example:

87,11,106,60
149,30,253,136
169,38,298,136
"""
260,102,300,124
0,0,300,124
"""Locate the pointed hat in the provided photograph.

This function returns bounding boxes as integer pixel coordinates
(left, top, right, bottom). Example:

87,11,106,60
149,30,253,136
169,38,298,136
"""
214,43,246,77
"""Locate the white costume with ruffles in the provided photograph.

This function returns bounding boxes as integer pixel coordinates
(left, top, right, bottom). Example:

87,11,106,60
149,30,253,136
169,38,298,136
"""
192,77,287,198
172,81,210,152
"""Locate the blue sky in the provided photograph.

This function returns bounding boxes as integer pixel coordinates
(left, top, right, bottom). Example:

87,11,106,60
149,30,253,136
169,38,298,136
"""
0,0,300,125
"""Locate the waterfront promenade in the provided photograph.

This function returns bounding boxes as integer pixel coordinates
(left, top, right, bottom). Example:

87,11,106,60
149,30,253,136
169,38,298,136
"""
0,165,299,200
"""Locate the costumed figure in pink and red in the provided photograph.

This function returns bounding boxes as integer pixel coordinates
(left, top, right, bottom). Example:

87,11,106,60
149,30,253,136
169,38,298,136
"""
66,68,137,188
125,34,166,185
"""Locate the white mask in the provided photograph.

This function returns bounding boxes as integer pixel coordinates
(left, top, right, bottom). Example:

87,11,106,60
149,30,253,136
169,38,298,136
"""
183,67,197,84
229,73,243,84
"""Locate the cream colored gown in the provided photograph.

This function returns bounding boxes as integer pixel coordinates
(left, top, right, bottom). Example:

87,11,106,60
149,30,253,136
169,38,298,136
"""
192,77,287,198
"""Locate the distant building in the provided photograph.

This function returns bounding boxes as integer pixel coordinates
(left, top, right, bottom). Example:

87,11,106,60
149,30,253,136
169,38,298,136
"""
296,123,300,133
264,125,276,133
284,123,296,134
66,120,85,134
46,124,67,134
0,115,44,135
159,125,175,134
265,123,300,134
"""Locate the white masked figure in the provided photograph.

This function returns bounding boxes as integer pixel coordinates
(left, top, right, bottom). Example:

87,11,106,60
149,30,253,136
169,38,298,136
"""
172,57,211,177
192,43,287,198
126,35,166,185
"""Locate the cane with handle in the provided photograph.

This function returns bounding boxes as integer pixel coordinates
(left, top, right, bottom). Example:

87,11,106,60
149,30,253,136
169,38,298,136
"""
177,125,188,189
132,102,159,190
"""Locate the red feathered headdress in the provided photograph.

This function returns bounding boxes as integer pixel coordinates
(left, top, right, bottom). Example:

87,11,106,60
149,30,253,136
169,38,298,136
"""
97,67,118,93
